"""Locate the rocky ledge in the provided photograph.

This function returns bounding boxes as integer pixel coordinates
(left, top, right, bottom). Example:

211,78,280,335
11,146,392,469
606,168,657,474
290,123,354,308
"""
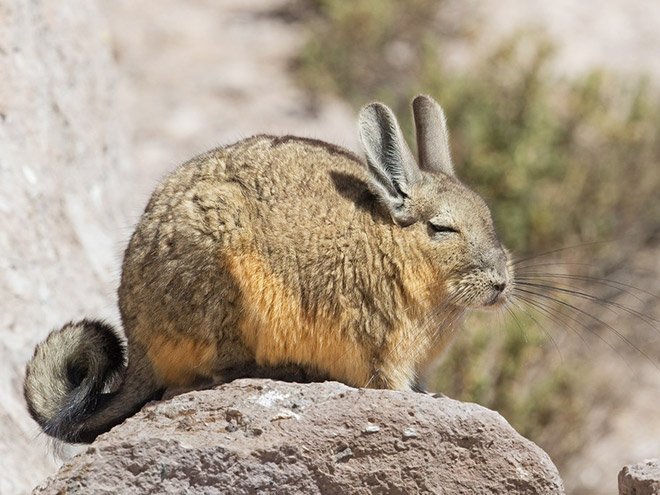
34,379,564,494
618,459,660,495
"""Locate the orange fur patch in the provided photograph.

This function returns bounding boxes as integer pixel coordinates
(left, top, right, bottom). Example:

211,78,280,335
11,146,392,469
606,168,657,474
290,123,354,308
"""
147,334,217,386
226,251,372,387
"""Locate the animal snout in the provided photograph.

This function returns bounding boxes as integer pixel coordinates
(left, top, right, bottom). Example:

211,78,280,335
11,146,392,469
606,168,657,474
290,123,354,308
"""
488,263,510,305
481,246,508,270
484,279,508,306
492,282,506,294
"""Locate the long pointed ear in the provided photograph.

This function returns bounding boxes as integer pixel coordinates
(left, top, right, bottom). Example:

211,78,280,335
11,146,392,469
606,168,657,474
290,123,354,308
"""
358,102,420,226
412,94,454,177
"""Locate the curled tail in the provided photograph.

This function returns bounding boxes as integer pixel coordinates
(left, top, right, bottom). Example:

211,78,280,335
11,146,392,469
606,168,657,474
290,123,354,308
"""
24,319,163,443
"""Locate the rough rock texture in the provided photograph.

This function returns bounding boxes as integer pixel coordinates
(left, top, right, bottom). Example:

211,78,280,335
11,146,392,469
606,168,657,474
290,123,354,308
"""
34,380,565,494
619,459,660,495
0,1,131,493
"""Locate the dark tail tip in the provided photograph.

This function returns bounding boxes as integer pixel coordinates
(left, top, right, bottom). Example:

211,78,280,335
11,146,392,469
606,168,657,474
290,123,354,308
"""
24,319,126,443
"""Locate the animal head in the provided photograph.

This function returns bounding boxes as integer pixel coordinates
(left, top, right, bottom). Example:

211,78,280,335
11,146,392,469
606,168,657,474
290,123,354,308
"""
358,94,512,309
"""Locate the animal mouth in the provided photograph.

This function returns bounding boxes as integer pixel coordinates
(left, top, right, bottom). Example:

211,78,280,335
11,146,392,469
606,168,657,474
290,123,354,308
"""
485,293,504,306
484,283,508,307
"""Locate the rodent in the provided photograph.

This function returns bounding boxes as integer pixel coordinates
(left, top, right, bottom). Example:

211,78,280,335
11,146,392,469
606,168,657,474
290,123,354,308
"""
24,95,512,443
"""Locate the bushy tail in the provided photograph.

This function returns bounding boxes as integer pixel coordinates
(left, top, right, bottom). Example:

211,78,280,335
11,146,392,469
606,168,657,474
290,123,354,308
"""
24,319,163,443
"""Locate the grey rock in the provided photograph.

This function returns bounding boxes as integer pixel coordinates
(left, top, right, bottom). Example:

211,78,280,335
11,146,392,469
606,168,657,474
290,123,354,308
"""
619,459,660,495
34,380,565,494
0,0,130,493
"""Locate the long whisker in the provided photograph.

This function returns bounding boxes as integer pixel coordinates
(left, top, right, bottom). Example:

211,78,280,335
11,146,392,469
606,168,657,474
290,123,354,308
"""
512,240,614,266
514,280,659,330
514,271,660,303
515,261,609,274
514,287,659,371
512,292,589,348
508,298,563,363
505,303,528,343
512,292,632,370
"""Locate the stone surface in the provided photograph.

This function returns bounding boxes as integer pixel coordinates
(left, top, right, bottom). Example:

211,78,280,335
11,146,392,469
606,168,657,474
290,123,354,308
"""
0,1,131,493
34,380,565,494
619,459,660,495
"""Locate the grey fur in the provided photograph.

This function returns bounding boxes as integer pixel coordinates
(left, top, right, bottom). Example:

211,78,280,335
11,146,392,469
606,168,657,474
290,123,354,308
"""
412,94,454,176
358,102,420,226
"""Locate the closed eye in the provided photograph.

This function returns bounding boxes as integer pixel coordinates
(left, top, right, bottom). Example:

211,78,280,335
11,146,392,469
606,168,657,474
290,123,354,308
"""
428,222,460,234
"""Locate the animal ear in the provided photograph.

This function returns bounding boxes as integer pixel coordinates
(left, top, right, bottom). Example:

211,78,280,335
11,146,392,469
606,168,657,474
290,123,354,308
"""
358,102,421,226
412,94,454,177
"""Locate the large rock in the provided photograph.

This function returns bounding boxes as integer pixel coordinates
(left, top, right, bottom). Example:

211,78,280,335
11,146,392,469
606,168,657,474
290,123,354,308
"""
0,0,131,493
34,380,564,494
619,459,660,495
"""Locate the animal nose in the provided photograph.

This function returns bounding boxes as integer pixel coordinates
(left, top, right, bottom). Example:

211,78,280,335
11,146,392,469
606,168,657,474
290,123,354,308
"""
492,282,506,294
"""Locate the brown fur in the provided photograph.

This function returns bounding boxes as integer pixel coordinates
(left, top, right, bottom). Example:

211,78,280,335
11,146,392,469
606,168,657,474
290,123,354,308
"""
24,95,513,442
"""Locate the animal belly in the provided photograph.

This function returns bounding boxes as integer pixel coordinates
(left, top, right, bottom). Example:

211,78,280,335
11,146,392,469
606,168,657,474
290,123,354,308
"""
250,317,370,387
227,251,371,387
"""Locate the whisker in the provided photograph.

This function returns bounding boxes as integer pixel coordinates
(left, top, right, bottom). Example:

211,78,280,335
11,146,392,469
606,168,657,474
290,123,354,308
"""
504,303,528,343
508,299,564,364
512,240,614,266
514,271,660,303
512,293,590,349
496,305,507,338
513,287,659,371
361,371,378,389
512,292,633,370
514,280,659,330
515,261,606,273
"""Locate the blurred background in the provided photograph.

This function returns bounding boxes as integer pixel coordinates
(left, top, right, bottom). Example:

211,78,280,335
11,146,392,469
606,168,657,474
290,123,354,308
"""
1,1,658,493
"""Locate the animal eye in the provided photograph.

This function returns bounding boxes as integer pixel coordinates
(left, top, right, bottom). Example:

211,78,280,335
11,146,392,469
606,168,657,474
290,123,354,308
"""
428,222,460,234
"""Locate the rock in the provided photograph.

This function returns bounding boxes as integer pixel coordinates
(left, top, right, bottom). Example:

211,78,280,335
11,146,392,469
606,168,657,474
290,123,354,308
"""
0,0,131,493
619,459,660,495
34,380,565,494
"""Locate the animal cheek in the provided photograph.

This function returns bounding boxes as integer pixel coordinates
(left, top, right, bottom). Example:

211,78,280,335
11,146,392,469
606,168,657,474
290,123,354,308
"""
436,243,464,264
